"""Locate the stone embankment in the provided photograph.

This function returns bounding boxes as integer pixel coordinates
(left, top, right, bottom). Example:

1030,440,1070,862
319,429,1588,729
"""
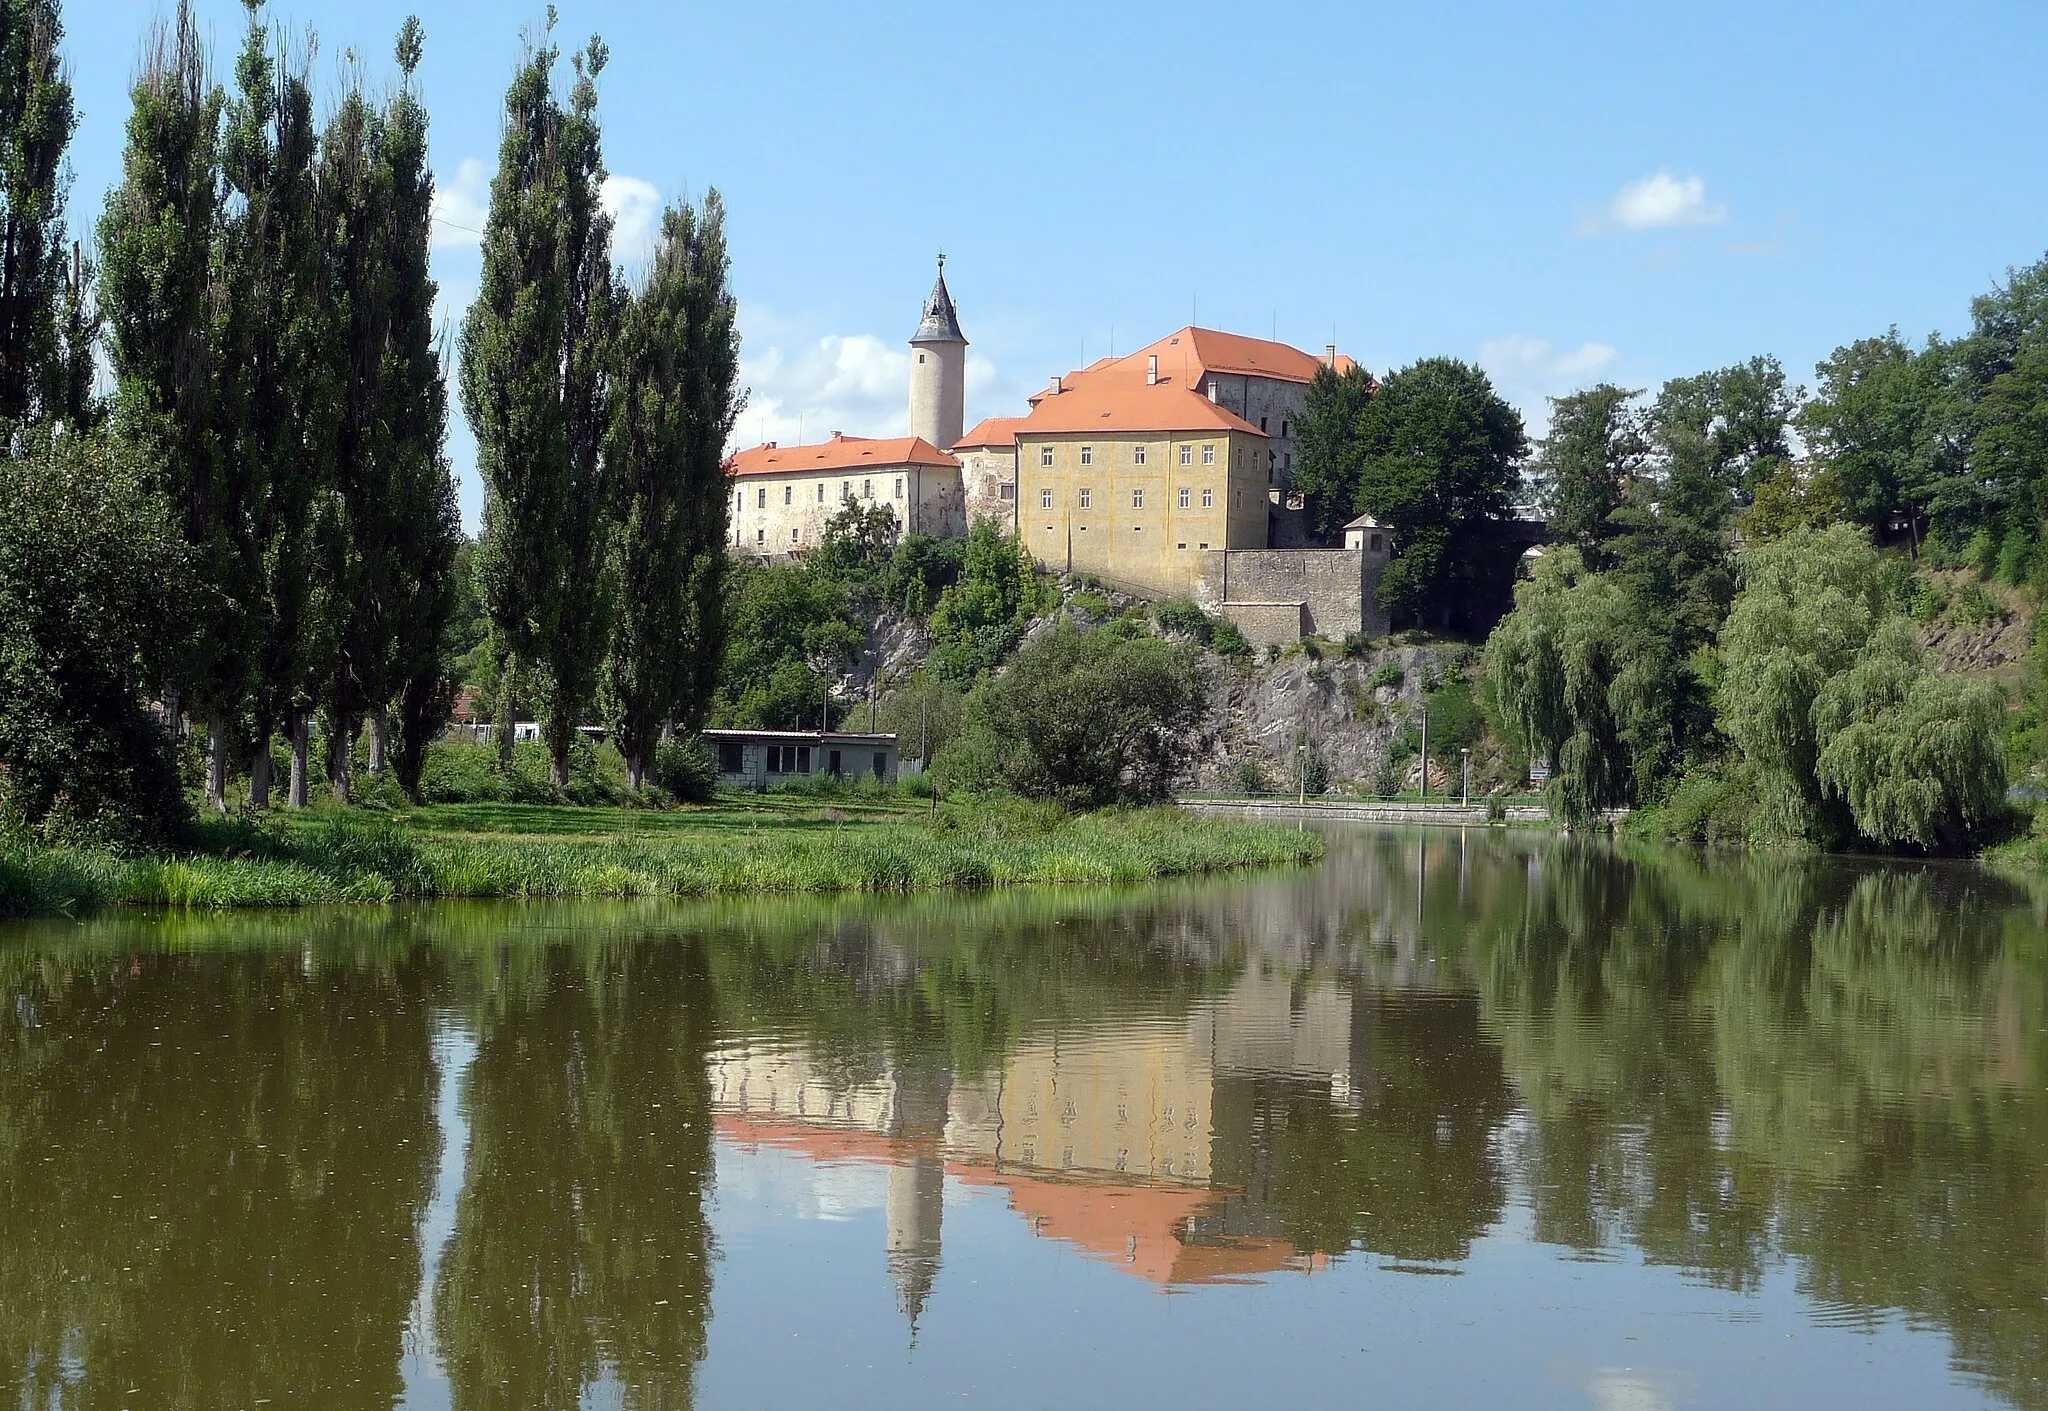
1179,798,1549,828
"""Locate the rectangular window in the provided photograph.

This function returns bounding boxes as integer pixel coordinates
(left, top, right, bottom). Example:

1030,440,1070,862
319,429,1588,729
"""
1370,533,1384,552
1000,483,1017,501
895,477,904,498
1132,488,1144,509
1198,542,1209,549
1234,490,1242,507
1202,445,1215,465
1040,447,1055,467
1179,444,1192,466
791,527,800,542
1202,487,1213,508
1260,416,1268,433
1133,444,1146,465
1079,446,1092,466
842,480,851,499
1282,420,1290,438
717,742,743,774
873,751,887,779
1040,488,1053,509
757,487,767,508
817,483,825,502
1178,486,1190,508
784,485,792,505
918,352,926,364
1177,542,1187,549
756,528,765,544
1079,488,1092,509
862,479,871,498
734,490,742,511
797,745,812,774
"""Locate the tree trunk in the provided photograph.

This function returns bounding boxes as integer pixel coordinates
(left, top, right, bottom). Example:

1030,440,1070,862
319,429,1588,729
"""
626,752,645,792
289,714,310,808
329,716,355,803
162,685,181,738
248,742,272,811
206,718,229,813
368,712,388,776
550,728,571,789
497,655,518,772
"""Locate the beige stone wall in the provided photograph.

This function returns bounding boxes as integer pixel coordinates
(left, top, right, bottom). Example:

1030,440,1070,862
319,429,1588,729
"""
908,339,966,450
729,462,961,558
1015,428,1268,597
959,444,1019,530
1191,545,1392,641
1199,373,1316,494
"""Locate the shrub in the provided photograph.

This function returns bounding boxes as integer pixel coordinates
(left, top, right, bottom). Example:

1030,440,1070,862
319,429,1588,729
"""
1955,580,2001,627
655,736,717,802
1369,661,1404,691
1965,528,1998,578
1341,632,1370,658
1298,743,1330,797
1209,618,1252,660
1072,590,1114,619
1233,756,1271,795
1908,577,1949,622
1154,598,1212,640
1370,754,1400,799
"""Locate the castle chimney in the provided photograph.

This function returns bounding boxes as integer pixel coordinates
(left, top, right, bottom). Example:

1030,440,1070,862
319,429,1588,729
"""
1147,355,1159,386
1050,375,1062,395
1326,344,1338,368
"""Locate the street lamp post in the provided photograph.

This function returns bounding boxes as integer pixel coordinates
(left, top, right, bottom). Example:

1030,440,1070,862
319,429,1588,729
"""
1461,747,1471,806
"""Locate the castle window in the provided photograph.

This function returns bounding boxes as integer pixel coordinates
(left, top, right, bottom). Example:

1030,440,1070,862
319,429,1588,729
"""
862,479,871,498
1371,533,1384,552
1000,483,1016,501
1234,490,1242,507
1198,542,1209,549
1202,487,1213,508
1040,488,1053,509
783,485,792,505
756,528,765,544
1202,444,1215,465
1282,420,1291,438
817,483,825,502
735,490,742,511
1041,447,1055,467
1079,488,1092,509
791,527,800,542
756,487,767,509
1179,444,1192,466
1178,487,1190,508
1285,453,1292,473
1177,542,1187,549
842,480,851,499
1133,444,1146,466
1132,488,1144,509
895,478,903,498
918,352,926,364
1079,446,1092,466
1260,416,1268,432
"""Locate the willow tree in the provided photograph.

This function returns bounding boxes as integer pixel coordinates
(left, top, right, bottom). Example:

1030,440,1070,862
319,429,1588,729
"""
98,0,242,808
604,194,741,790
0,0,93,426
463,25,571,772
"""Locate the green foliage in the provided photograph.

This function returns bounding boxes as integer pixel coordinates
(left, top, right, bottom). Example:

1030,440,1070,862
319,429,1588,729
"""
653,736,716,803
1719,524,2007,851
1153,597,1210,638
710,559,861,730
1209,617,1252,660
1635,762,1761,845
1955,580,2002,627
1370,753,1400,799
1293,361,1380,541
1297,742,1330,797
925,521,1051,682
0,433,191,845
1369,661,1404,691
1233,756,1271,795
807,497,900,584
1425,677,1483,756
1532,383,1645,561
605,194,741,788
934,623,1206,807
1908,577,1949,621
1071,589,1113,618
876,672,965,767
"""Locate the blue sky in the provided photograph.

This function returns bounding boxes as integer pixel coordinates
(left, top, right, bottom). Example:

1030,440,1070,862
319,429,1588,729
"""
60,0,2048,530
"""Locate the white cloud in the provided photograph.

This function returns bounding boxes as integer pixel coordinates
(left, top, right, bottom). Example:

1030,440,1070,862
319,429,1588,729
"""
601,174,663,264
733,316,913,450
1581,171,1727,234
431,157,491,250
1477,335,1621,439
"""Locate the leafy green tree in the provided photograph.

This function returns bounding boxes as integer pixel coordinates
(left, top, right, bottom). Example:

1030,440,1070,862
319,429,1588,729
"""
0,0,93,427
925,521,1049,681
1811,618,2005,850
380,19,462,803
463,29,572,771
0,432,190,843
98,1,242,808
1531,384,1645,563
536,34,621,789
710,560,861,729
605,194,742,790
935,623,1205,806
219,5,334,809
1293,361,1377,541
877,672,964,767
807,497,899,585
1718,523,1890,844
1798,331,1945,538
1353,357,1526,630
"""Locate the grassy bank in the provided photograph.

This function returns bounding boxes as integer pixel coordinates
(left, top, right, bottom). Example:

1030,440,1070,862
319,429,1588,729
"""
0,795,1323,918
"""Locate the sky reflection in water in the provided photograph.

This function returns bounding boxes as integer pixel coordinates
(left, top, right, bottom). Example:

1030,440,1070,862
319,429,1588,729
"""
3,827,2044,1409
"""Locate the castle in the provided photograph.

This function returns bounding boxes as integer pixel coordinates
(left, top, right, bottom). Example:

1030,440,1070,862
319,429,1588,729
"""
728,259,1391,644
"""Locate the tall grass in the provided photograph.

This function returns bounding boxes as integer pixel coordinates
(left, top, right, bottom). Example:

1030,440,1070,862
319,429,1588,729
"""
0,804,1321,917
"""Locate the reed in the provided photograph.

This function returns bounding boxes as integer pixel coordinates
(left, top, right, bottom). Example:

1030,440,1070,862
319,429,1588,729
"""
0,802,1321,916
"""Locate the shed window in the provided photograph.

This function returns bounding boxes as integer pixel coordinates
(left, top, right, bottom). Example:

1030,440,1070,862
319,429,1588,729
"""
717,742,743,774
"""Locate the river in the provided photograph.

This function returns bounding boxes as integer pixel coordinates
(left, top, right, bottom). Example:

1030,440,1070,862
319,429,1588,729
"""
2,826,2043,1409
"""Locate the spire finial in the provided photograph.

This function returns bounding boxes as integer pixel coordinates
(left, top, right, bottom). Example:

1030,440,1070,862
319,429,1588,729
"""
937,250,945,271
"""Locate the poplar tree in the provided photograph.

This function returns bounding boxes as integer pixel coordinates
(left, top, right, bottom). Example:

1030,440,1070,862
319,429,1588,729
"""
220,2,335,809
463,23,571,772
539,34,619,788
382,17,461,801
98,1,241,808
0,0,89,426
605,194,741,790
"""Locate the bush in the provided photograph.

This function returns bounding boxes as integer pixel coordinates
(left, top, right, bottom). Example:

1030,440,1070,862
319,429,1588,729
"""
1341,632,1370,658
1209,618,1252,660
1370,754,1400,799
1154,598,1212,640
1369,661,1404,691
1955,580,2001,627
655,736,717,802
1233,756,1271,795
1908,577,1949,622
1073,590,1114,619
1997,528,2037,587
1640,762,1761,845
932,622,1206,807
1298,743,1330,797
1966,528,1998,578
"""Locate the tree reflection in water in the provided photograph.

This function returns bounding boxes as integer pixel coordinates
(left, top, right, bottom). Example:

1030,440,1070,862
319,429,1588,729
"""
1,835,2045,1408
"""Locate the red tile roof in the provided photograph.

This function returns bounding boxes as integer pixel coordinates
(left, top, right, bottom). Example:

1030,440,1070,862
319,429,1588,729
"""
955,416,1028,450
727,432,957,478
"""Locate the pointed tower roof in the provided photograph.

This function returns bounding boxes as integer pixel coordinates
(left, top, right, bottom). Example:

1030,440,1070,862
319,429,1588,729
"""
910,256,966,344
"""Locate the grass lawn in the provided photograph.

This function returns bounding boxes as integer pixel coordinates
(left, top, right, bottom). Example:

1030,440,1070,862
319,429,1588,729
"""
1,793,1324,918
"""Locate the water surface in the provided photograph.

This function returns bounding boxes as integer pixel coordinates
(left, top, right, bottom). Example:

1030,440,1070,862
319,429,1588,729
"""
3,828,2045,1409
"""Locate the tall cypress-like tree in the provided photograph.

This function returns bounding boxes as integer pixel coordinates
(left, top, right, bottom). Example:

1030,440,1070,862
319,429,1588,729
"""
463,23,571,772
98,0,243,809
605,194,741,791
537,35,617,788
0,0,89,426
382,17,461,801
220,2,335,809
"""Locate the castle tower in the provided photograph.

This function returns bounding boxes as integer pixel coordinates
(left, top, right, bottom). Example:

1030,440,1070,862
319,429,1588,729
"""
907,255,967,451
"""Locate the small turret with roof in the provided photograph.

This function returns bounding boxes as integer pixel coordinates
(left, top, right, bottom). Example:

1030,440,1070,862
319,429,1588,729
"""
907,254,968,450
